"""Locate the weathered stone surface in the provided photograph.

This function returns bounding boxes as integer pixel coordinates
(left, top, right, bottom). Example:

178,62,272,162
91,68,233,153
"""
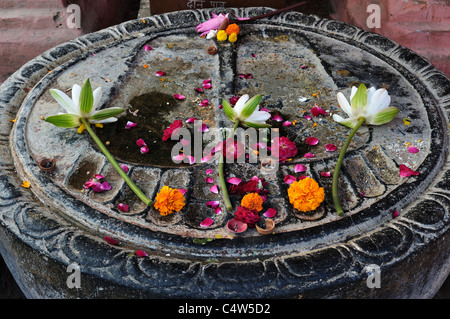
0,7,449,298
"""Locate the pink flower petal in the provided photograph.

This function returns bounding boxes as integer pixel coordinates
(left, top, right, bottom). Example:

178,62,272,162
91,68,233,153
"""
311,106,327,117
305,137,319,146
198,123,209,132
194,87,204,93
206,201,219,209
294,164,307,173
304,115,312,120
174,93,186,100
104,236,119,245
136,138,146,147
120,164,129,173
94,174,105,180
178,188,187,195
205,176,214,183
263,208,277,218
140,145,149,154
282,121,292,127
210,185,219,194
325,144,337,152
200,217,214,227
201,154,214,163
125,121,137,129
260,107,270,113
202,78,211,84
180,138,190,146
399,164,420,177
144,45,152,51
284,175,296,185
392,210,399,219
205,168,214,175
187,155,196,165
304,153,315,158
200,99,209,106
271,114,283,122
214,207,222,214
117,203,129,212
408,146,419,153
186,117,197,123
227,177,242,185
299,175,309,180
202,80,212,90
320,172,331,177
155,71,166,76
135,250,148,257
173,153,185,161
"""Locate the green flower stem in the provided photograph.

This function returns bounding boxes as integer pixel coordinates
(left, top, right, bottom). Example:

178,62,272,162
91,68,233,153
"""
219,120,240,212
332,117,366,216
80,118,153,206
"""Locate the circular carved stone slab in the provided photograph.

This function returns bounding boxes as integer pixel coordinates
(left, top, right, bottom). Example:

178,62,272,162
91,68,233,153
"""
1,8,450,298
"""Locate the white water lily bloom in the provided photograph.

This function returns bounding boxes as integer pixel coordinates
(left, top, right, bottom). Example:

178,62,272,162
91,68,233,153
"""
45,78,124,132
333,83,399,129
222,94,271,128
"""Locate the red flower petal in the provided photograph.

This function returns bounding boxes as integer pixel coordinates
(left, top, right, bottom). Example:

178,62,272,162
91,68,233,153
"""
325,144,337,152
140,145,149,154
117,203,129,212
125,121,137,129
200,99,209,106
399,164,419,177
194,87,204,93
320,171,331,177
200,217,214,227
214,207,222,214
284,175,296,184
136,138,146,146
186,117,196,123
282,121,292,127
206,200,219,209
271,114,283,122
311,106,327,116
104,236,119,245
155,71,166,76
205,176,214,183
263,208,277,218
198,123,209,132
305,137,319,146
392,210,399,218
227,177,242,185
210,185,219,193
294,164,307,173
174,93,186,100
304,153,315,158
135,250,148,257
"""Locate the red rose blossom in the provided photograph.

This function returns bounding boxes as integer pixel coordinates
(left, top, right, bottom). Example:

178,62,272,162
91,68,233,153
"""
162,120,183,141
234,206,260,228
272,136,298,162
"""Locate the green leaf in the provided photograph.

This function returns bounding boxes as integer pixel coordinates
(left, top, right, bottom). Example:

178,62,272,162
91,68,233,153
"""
90,107,125,121
222,99,237,122
351,83,367,115
368,106,399,125
240,94,262,120
45,114,80,128
79,78,94,115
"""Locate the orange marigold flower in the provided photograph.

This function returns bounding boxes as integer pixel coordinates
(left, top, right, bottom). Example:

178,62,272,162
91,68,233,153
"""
226,23,240,35
241,192,263,213
288,177,325,212
154,186,186,216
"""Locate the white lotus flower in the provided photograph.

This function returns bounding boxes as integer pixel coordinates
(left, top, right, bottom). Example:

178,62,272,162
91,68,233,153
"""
222,94,271,128
45,78,124,133
333,83,399,129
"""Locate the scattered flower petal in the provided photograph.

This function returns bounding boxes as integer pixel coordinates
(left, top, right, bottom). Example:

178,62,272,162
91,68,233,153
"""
305,137,319,146
392,210,400,218
117,203,129,212
311,106,327,117
325,144,337,152
104,236,119,245
199,99,209,106
214,207,222,214
399,164,419,177
408,146,419,154
271,114,283,122
173,153,185,161
125,121,137,129
200,217,214,227
239,73,253,79
198,123,209,132
282,121,292,127
227,177,242,185
187,155,196,165
205,176,214,183
298,175,309,180
263,208,277,218
194,87,204,93
174,93,186,100
120,164,129,173
136,138,146,147
180,138,190,146
162,119,183,141
294,164,307,173
186,117,196,123
205,168,214,175
178,188,187,195
210,184,219,194
304,153,315,158
206,201,220,209
320,172,331,177
155,71,166,76
284,175,297,185
304,115,312,120
135,250,148,257
144,45,152,51
140,145,149,154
